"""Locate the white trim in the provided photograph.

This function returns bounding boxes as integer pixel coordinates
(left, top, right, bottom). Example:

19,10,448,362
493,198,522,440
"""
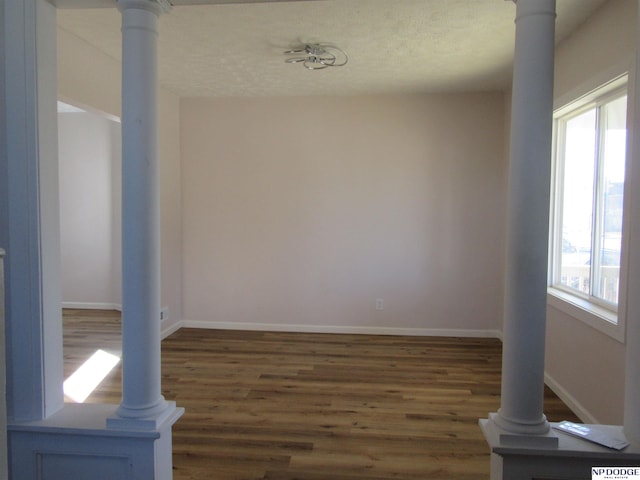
544,371,598,424
548,288,625,343
61,302,122,311
180,319,501,339
161,321,181,340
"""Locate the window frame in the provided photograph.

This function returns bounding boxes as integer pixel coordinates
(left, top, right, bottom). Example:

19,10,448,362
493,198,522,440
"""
548,73,629,342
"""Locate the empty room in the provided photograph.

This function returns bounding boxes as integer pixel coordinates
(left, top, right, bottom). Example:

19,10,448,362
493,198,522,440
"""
2,0,640,479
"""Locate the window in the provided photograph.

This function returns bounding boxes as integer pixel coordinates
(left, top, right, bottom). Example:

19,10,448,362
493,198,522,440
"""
550,78,628,321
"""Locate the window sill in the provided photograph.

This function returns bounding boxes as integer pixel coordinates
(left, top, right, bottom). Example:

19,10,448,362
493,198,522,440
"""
547,288,625,343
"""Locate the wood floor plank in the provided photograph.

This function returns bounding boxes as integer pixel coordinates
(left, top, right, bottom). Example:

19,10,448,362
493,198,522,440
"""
63,310,581,480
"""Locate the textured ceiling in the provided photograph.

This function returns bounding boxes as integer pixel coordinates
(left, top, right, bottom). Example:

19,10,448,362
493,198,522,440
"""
57,0,609,98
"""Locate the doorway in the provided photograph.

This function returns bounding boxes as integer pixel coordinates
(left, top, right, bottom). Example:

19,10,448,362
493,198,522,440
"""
58,101,123,402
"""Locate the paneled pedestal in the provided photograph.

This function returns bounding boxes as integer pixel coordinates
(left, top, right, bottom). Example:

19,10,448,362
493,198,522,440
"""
8,403,183,480
481,419,640,480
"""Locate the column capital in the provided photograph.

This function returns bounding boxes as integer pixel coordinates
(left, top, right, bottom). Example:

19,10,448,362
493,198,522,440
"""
117,0,171,15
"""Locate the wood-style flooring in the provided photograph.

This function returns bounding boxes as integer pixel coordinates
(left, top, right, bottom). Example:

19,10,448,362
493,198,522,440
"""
63,309,581,480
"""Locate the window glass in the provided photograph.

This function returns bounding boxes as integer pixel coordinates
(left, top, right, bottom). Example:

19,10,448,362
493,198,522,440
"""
594,95,626,303
559,109,595,295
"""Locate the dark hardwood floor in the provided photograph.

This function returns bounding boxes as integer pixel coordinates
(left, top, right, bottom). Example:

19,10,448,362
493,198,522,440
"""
63,309,581,480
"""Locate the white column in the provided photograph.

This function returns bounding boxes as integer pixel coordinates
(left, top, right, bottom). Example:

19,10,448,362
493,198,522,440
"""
490,0,557,439
623,0,640,445
115,0,170,421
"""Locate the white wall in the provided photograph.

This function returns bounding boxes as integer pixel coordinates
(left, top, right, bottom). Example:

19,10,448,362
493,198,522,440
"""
57,26,183,332
545,0,637,424
181,93,506,335
58,111,121,309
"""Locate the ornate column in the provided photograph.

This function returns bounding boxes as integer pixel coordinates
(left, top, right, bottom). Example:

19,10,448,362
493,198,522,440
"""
108,0,179,427
486,0,558,446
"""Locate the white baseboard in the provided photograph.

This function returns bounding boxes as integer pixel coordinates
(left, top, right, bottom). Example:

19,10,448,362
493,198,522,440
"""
161,321,181,340
180,319,501,339
544,372,598,423
62,302,122,311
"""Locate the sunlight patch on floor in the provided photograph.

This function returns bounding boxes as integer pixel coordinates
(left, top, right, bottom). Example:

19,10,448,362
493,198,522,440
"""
63,349,121,403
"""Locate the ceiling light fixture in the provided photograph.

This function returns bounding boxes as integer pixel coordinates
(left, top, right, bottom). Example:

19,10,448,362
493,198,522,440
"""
284,44,348,70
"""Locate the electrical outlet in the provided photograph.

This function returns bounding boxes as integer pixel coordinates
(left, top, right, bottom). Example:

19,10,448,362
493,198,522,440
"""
160,307,169,322
375,298,384,310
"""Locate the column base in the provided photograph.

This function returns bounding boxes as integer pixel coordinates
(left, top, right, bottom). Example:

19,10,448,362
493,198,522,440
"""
107,400,183,431
483,412,559,448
